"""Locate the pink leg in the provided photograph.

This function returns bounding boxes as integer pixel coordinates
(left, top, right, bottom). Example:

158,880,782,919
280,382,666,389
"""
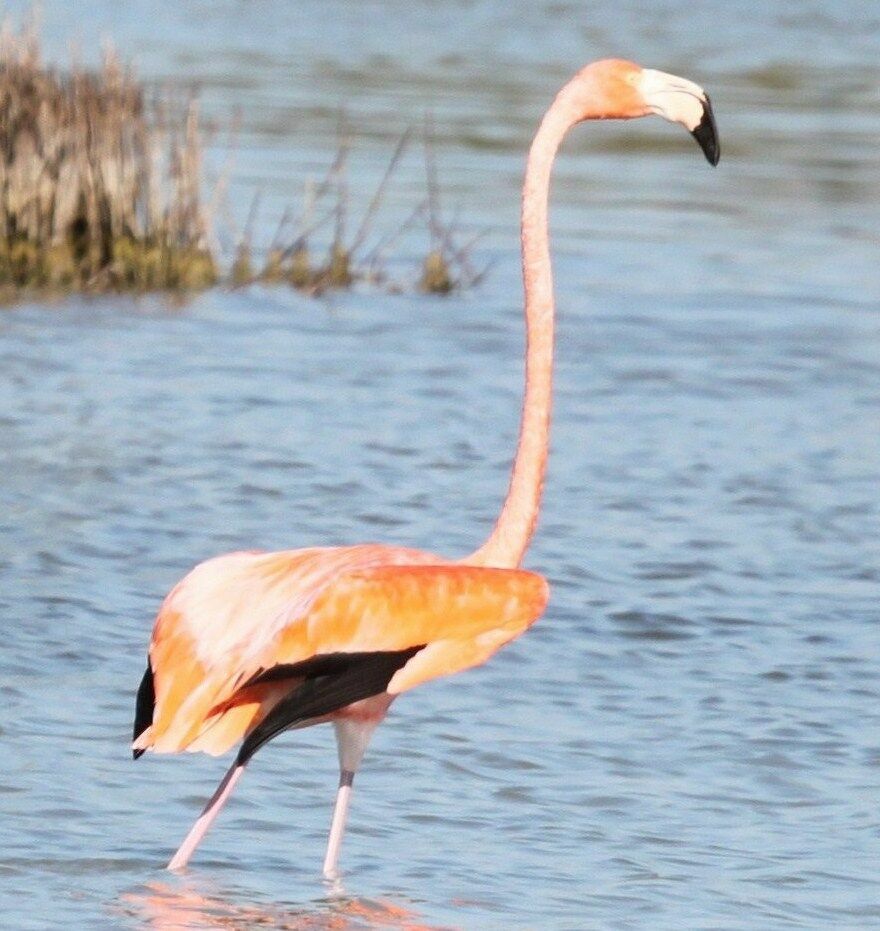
322,711,387,879
322,770,354,879
167,761,245,871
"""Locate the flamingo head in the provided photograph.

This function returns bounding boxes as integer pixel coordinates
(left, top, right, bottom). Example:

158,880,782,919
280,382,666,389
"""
568,59,720,166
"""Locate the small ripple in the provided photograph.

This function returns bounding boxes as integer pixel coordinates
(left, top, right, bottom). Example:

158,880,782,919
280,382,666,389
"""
235,482,283,499
634,560,718,581
760,669,792,682
708,614,760,628
608,610,697,641
357,512,407,528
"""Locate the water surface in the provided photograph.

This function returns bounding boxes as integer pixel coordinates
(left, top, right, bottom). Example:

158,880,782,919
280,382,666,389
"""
1,1,879,928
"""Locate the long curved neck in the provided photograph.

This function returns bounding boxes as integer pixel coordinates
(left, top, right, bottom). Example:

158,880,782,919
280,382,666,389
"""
469,83,584,569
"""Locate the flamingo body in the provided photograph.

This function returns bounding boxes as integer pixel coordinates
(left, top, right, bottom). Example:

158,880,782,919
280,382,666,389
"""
134,545,548,757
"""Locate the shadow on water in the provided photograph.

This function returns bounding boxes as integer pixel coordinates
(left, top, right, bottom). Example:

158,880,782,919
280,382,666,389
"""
117,877,450,930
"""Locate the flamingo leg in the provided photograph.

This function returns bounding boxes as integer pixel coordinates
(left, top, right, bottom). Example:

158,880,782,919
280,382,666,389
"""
322,714,385,879
322,768,355,879
167,760,246,871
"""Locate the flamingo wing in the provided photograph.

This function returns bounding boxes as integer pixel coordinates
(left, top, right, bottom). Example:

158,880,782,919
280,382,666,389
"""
133,546,548,757
266,562,550,692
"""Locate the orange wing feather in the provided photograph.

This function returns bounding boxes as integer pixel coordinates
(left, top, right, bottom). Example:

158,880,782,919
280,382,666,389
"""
273,563,549,692
134,544,548,757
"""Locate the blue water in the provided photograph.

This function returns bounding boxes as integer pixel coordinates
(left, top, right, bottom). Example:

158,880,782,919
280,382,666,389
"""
1,1,880,928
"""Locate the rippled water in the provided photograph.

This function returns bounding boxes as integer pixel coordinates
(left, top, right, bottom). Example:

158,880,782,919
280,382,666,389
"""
2,1,880,928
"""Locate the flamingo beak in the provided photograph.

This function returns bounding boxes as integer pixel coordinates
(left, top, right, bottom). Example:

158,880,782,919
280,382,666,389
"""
639,69,721,166
690,96,720,166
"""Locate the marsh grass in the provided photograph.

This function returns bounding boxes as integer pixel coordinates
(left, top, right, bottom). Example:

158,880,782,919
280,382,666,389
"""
254,126,406,295
249,124,484,297
0,16,482,304
418,117,486,294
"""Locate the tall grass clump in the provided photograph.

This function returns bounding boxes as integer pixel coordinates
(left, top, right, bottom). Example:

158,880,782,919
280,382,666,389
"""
0,21,216,298
0,16,483,304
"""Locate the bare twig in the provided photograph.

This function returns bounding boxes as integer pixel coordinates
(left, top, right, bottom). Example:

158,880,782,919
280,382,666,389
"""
349,128,412,256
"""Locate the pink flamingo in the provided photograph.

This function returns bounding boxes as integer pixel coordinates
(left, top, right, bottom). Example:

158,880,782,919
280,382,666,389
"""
132,58,719,877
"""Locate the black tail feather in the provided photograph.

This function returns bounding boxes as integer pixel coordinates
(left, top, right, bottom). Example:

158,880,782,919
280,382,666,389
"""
132,659,155,760
236,646,422,765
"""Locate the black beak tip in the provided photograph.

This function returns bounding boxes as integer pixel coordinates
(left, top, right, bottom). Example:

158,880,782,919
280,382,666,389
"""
691,96,720,167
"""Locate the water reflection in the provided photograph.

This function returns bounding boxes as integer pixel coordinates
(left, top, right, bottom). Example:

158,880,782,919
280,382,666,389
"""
121,879,445,930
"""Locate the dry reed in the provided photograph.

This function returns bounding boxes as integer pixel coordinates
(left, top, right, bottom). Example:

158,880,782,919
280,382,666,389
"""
0,18,215,298
0,15,481,303
253,125,482,296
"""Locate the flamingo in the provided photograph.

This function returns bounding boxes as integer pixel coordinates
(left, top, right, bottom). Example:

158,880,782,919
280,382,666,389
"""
132,58,719,877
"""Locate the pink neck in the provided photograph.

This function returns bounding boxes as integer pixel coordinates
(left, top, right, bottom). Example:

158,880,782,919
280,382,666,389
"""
469,82,583,568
